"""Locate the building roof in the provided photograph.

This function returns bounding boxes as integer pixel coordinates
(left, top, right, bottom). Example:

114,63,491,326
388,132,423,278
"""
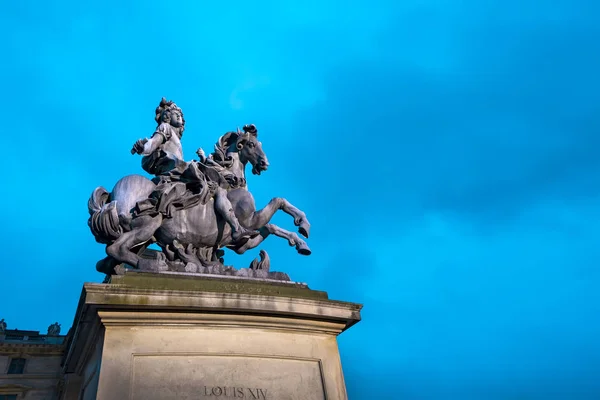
0,328,68,354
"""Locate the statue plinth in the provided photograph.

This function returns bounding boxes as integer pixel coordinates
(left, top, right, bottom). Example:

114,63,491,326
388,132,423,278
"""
61,271,362,400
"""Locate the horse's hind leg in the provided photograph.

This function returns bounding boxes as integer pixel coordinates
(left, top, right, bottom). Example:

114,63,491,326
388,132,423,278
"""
106,215,163,268
228,226,270,254
96,256,119,275
96,242,151,280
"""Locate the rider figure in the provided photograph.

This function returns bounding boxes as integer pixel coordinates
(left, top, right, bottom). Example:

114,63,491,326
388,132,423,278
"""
132,98,257,242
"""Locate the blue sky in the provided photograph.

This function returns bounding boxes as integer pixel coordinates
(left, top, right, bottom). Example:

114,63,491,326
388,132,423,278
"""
2,0,600,398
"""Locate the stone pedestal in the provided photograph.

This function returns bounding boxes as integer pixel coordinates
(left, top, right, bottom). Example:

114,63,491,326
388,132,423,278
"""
61,271,362,400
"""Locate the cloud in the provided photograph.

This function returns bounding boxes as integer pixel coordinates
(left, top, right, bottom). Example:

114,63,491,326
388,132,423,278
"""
265,0,600,234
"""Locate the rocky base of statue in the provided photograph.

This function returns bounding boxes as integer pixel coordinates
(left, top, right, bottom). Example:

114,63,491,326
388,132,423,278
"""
99,248,291,282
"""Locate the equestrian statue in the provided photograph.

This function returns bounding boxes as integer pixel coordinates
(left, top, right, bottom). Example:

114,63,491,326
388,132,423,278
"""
87,98,311,281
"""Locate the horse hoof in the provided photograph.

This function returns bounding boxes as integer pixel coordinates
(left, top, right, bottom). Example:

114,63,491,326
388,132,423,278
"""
298,222,311,238
114,264,128,275
296,244,312,256
96,256,118,275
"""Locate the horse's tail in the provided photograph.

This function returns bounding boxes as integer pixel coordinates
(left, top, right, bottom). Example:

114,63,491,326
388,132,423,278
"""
87,187,123,244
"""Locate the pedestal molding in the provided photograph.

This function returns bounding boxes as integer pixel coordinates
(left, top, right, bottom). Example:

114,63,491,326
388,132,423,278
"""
98,311,346,335
85,283,362,331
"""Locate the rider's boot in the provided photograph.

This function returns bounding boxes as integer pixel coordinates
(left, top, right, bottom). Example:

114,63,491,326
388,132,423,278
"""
214,189,259,242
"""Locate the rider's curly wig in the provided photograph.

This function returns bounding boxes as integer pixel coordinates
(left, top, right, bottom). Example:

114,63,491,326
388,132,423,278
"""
155,97,186,136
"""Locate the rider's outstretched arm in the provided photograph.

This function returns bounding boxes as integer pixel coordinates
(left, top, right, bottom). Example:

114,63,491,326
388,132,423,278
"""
132,125,169,155
141,134,163,155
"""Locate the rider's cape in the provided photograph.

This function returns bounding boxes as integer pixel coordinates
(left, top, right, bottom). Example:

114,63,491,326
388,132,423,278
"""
133,158,242,219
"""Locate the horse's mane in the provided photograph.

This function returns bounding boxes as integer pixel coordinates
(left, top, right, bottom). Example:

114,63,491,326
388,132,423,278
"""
209,131,241,168
208,126,257,168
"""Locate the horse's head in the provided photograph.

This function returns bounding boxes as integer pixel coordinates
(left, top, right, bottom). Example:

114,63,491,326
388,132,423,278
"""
155,97,185,137
236,124,269,175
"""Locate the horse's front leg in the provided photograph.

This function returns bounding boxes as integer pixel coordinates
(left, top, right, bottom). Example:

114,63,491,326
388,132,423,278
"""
228,224,311,256
266,223,311,255
249,197,311,238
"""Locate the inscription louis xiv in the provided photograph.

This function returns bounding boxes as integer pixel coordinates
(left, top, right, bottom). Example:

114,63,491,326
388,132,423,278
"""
202,386,267,399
